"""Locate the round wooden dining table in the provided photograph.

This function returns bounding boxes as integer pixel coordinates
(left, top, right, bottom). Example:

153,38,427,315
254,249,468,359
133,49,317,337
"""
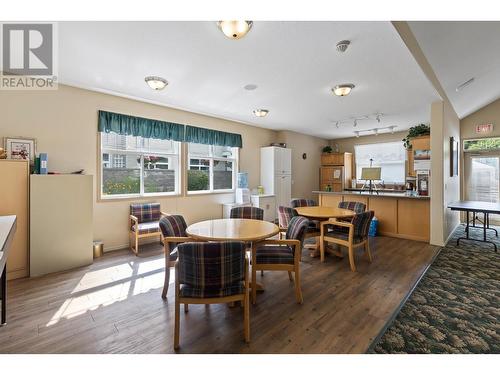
295,206,355,259
295,206,355,221
186,218,279,242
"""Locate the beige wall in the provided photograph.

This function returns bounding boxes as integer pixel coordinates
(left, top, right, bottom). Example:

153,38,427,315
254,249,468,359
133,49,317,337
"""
276,130,325,200
461,98,500,139
1,85,326,251
330,131,407,179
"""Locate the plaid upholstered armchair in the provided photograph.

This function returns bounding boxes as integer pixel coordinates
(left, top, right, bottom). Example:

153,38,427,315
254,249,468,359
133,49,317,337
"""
159,214,191,299
290,198,317,208
277,206,298,238
320,210,374,272
251,216,309,304
174,241,250,349
338,201,366,213
129,203,167,254
230,206,264,220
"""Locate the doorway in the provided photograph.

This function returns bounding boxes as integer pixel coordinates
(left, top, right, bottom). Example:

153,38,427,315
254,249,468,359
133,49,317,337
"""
464,152,500,224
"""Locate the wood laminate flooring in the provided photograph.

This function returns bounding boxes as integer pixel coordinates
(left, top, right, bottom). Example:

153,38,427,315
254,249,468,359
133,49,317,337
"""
0,237,439,353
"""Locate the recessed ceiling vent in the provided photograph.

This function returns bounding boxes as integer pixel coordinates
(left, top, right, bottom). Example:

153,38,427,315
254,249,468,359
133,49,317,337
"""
336,40,351,53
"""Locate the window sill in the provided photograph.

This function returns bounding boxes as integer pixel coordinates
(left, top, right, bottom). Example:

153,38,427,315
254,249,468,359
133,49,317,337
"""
186,189,235,196
98,192,181,202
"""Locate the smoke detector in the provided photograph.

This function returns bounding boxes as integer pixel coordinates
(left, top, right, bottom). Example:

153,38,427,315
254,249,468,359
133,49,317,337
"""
336,40,351,53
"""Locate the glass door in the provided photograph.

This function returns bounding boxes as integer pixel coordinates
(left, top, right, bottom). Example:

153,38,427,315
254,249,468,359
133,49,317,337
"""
464,152,500,224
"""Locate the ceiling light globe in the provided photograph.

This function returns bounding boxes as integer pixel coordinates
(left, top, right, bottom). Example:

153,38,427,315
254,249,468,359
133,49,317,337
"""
332,84,355,97
217,21,253,39
145,76,168,90
253,109,269,117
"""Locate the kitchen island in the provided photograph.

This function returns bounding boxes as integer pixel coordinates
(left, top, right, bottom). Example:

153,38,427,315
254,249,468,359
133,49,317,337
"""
313,190,430,242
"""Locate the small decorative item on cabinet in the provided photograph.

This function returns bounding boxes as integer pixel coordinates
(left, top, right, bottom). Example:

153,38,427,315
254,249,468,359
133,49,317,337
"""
325,184,332,192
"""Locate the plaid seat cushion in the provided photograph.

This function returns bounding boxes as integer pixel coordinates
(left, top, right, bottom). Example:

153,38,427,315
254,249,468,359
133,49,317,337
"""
179,282,244,298
256,245,294,264
132,221,160,234
130,203,161,223
230,206,264,220
290,199,317,208
177,241,246,295
324,228,364,243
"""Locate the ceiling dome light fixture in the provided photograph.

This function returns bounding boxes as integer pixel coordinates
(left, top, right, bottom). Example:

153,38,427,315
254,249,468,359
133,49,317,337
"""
332,83,355,97
145,76,168,90
217,21,253,39
336,40,351,53
253,109,269,117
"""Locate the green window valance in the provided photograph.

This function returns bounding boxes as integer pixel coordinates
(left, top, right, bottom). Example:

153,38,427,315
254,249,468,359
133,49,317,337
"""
185,125,243,148
98,110,185,142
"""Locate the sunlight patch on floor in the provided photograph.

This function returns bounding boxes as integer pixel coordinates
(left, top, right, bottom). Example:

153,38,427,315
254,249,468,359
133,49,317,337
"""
47,256,168,327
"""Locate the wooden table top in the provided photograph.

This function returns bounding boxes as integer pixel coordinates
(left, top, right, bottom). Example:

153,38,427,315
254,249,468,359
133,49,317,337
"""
295,206,355,219
448,200,500,214
186,218,280,242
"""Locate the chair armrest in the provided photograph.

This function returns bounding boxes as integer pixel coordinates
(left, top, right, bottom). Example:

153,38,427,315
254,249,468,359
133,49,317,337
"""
324,219,353,229
160,211,169,217
130,215,139,231
256,239,301,247
163,236,193,244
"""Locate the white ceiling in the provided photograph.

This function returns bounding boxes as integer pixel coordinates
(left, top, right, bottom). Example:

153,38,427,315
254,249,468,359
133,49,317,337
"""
58,21,440,139
410,21,500,119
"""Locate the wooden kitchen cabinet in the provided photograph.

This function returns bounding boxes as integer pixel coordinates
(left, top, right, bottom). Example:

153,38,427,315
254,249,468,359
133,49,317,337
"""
320,153,352,191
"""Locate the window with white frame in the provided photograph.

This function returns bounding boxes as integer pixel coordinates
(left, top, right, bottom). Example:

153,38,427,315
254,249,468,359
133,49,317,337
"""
354,141,406,184
100,132,180,198
187,143,238,193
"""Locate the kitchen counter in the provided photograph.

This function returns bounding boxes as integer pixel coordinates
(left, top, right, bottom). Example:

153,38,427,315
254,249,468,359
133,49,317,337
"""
312,190,430,200
314,191,430,242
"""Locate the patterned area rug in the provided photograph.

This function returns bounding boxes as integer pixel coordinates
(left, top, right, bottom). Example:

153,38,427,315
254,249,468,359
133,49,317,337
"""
370,224,500,354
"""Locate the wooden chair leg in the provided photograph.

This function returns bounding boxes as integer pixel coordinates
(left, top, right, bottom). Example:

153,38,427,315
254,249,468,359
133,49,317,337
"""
294,267,303,304
365,240,373,263
260,270,264,276
348,245,356,272
288,271,293,281
161,261,171,299
252,267,257,304
184,304,189,313
244,294,250,343
134,234,139,256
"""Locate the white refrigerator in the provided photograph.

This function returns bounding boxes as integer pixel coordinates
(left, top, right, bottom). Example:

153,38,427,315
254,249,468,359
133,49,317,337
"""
260,146,292,214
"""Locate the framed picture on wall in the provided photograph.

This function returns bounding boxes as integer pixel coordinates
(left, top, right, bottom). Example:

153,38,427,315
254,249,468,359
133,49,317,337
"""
4,137,37,164
450,136,458,177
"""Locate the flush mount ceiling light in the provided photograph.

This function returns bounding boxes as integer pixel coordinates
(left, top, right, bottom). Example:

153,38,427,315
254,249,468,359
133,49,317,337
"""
253,109,269,117
336,40,351,53
145,76,168,90
217,21,253,39
244,83,258,91
332,84,355,97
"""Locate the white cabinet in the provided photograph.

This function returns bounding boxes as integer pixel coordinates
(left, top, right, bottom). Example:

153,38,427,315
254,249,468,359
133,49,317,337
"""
261,146,292,212
251,195,276,222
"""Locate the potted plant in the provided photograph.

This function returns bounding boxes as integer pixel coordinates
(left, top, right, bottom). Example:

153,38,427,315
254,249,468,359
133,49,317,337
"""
322,145,333,154
402,124,430,149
